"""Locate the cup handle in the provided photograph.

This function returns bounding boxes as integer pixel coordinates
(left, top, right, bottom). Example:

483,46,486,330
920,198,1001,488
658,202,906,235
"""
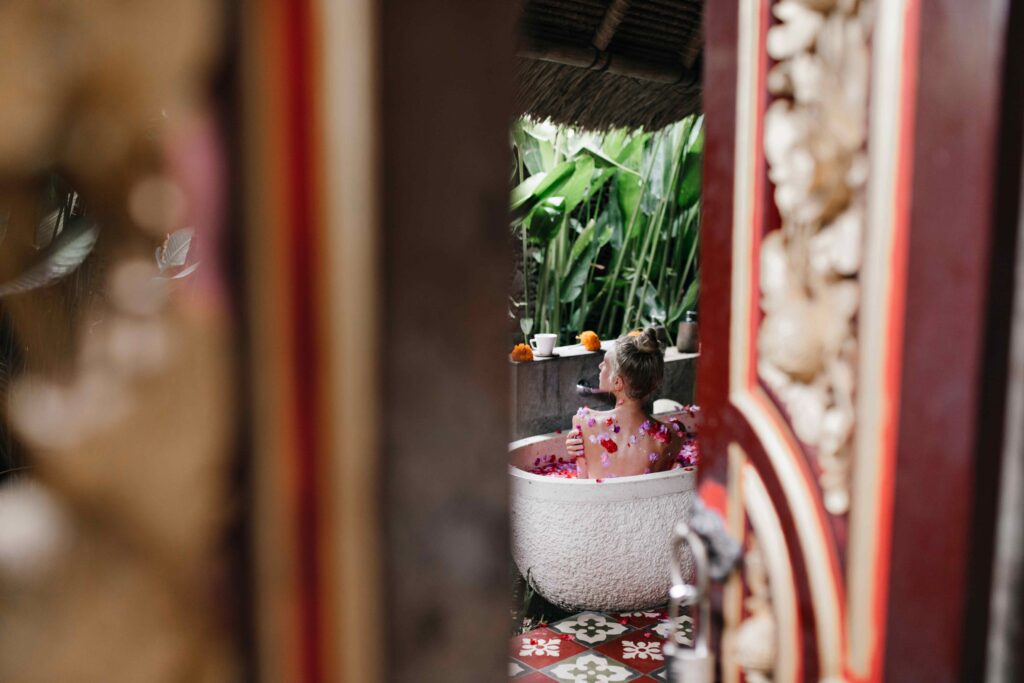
529,339,538,350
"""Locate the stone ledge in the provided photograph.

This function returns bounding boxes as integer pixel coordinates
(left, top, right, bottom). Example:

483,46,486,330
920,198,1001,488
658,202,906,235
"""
510,341,698,439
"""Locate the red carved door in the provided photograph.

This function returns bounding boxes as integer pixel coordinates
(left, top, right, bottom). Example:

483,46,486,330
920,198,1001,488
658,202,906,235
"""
698,0,1020,681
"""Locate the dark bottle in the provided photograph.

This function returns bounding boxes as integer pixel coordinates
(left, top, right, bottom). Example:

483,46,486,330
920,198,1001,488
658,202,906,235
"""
677,310,699,353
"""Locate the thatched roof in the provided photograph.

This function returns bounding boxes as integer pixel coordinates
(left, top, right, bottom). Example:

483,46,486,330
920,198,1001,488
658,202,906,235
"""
515,0,703,131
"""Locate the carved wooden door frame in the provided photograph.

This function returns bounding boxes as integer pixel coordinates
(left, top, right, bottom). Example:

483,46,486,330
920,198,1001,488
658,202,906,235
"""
701,0,1021,682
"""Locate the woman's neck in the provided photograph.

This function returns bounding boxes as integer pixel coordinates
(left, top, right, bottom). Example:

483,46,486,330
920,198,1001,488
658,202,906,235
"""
612,394,646,416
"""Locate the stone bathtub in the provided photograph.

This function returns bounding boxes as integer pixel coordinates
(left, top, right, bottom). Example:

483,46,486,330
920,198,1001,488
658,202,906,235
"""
509,411,697,612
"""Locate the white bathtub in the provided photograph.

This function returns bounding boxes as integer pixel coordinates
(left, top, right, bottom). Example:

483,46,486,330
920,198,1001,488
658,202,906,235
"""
509,411,697,612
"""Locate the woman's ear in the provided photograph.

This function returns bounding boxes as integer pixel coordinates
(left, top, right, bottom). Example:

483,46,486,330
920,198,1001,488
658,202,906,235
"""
612,374,625,393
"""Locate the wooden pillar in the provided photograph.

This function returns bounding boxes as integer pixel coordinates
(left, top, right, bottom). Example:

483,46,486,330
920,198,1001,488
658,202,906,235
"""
377,3,516,681
246,1,516,681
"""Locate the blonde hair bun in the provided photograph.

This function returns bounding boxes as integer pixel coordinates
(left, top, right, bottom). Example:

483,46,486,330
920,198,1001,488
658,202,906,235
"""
634,326,663,354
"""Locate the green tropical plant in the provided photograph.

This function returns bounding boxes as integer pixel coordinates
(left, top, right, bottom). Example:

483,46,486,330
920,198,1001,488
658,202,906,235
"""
510,115,702,346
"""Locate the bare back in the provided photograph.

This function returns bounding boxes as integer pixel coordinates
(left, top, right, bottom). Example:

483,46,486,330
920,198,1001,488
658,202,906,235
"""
571,407,688,479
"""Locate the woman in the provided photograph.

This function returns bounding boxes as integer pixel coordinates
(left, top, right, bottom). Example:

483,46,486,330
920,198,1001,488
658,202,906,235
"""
565,327,689,479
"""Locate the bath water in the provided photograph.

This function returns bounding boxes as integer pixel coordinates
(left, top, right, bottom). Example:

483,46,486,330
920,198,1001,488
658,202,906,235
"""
527,455,579,478
526,435,700,479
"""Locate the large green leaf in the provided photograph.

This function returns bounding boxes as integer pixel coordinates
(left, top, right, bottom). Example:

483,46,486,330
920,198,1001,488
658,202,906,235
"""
524,120,558,142
570,306,586,329
677,116,704,208
582,167,616,204
579,144,642,176
601,128,629,158
510,173,546,211
526,197,565,245
597,197,623,250
594,207,615,247
616,131,657,221
643,129,673,213
643,126,675,204
569,218,597,265
680,276,700,314
557,156,595,215
667,210,684,239
518,133,553,176
564,129,602,158
533,161,576,200
511,162,577,220
617,171,643,226
641,283,667,323
561,240,598,303
686,115,704,154
616,132,649,170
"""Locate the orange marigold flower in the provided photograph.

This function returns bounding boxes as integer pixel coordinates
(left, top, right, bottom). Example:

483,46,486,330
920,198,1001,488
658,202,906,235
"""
510,343,534,362
577,330,601,352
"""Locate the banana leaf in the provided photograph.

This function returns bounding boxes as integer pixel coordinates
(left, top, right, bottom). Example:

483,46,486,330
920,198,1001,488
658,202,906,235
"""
640,283,667,324
526,197,565,245
557,156,595,215
582,167,616,204
600,128,629,158
677,116,705,209
510,161,575,219
561,240,598,303
510,173,546,211
568,218,597,265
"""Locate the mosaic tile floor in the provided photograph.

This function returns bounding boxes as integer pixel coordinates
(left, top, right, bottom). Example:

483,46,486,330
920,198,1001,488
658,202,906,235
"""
509,609,693,682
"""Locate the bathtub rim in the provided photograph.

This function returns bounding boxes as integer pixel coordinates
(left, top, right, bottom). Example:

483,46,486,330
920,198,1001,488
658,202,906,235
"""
509,431,697,503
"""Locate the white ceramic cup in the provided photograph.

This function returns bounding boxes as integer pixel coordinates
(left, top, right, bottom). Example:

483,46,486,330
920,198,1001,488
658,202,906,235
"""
530,333,557,357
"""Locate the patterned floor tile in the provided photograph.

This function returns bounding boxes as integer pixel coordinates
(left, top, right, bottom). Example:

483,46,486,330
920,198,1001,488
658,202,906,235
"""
512,627,588,668
516,672,559,682
593,633,667,674
543,652,643,682
650,615,694,646
551,611,634,645
510,658,533,679
510,609,698,681
612,609,666,629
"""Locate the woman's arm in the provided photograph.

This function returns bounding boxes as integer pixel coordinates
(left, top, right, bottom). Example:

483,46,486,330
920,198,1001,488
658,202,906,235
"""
566,415,588,478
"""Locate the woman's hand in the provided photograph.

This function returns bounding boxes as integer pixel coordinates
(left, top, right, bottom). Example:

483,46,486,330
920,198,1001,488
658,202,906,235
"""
576,454,589,479
565,426,585,458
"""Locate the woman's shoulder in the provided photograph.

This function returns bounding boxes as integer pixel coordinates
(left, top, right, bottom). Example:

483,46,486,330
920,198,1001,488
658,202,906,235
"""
573,406,615,426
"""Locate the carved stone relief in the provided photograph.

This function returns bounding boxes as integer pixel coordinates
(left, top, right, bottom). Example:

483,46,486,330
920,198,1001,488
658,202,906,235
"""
757,0,873,515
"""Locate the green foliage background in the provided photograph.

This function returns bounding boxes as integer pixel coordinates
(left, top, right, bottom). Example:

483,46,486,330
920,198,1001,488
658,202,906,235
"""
510,115,703,346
